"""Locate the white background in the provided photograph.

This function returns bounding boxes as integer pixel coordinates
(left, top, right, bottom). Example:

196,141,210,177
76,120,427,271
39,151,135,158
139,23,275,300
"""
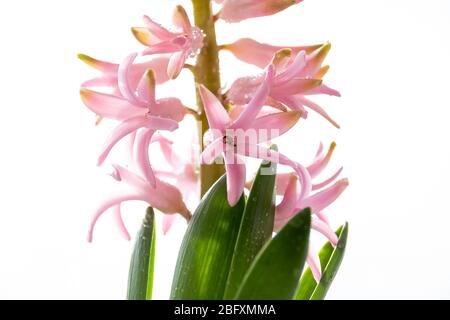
0,0,449,299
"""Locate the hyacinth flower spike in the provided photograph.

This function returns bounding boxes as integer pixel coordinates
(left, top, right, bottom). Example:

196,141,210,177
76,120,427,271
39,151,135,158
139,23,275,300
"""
215,0,303,23
132,5,204,79
199,65,310,206
227,44,341,128
87,164,191,242
80,53,187,186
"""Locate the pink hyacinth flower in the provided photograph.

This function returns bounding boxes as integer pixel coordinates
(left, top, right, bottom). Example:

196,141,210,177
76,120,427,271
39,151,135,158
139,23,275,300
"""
216,0,303,23
87,164,191,242
199,65,310,206
132,5,204,79
80,53,187,186
274,142,348,282
78,53,171,98
227,44,341,128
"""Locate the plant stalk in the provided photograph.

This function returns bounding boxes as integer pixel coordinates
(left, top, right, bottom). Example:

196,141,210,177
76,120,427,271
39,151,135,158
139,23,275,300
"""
192,0,225,196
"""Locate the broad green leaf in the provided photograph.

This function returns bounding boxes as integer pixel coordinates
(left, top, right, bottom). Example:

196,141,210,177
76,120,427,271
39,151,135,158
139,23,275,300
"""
224,154,277,299
127,207,156,300
295,223,348,300
170,175,245,299
235,208,311,300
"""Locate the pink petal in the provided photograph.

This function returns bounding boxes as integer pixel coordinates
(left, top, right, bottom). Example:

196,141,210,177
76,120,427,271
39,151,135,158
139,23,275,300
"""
172,5,192,34
275,172,293,195
272,79,323,96
118,53,144,106
251,111,302,143
79,88,144,121
87,193,146,242
77,54,118,73
198,85,231,131
299,178,349,213
224,150,246,206
275,175,299,224
142,41,182,55
155,135,183,169
112,204,131,241
312,167,343,191
135,129,157,187
223,38,322,68
167,51,187,79
307,246,322,282
137,69,156,105
301,43,331,78
237,143,311,197
152,98,186,122
230,65,274,129
97,116,151,166
307,142,337,178
200,137,224,164
219,0,303,22
142,15,176,40
162,215,177,234
312,218,339,246
275,51,307,85
299,96,340,128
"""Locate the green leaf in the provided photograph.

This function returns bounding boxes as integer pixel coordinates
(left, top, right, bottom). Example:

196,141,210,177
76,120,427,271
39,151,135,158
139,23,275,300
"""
234,208,311,300
127,207,156,300
223,154,277,299
170,175,246,299
295,222,349,300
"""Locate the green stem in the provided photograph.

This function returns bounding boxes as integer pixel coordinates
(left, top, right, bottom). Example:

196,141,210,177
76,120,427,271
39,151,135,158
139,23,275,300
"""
192,0,225,196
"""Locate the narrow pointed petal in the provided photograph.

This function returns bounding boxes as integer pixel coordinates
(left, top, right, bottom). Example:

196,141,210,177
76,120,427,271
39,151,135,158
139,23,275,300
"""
135,129,157,187
275,172,293,195
97,116,150,166
87,194,147,242
236,143,312,199
200,137,224,164
312,167,343,191
224,151,246,206
307,246,322,282
162,215,177,234
307,142,337,178
77,54,118,73
305,84,341,97
142,41,182,55
155,135,183,169
142,15,176,40
299,178,349,213
198,85,231,130
270,48,293,69
219,0,303,23
272,79,323,96
251,111,302,143
79,88,144,121
275,175,298,223
223,38,322,68
230,66,274,129
137,69,156,105
131,27,155,46
173,5,192,33
167,51,187,79
311,218,339,246
275,51,307,84
301,43,331,77
298,96,340,128
113,204,131,241
118,53,144,106
315,211,330,225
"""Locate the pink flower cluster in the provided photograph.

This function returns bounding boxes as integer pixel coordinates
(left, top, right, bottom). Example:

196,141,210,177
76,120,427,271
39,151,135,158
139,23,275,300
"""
79,1,347,281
